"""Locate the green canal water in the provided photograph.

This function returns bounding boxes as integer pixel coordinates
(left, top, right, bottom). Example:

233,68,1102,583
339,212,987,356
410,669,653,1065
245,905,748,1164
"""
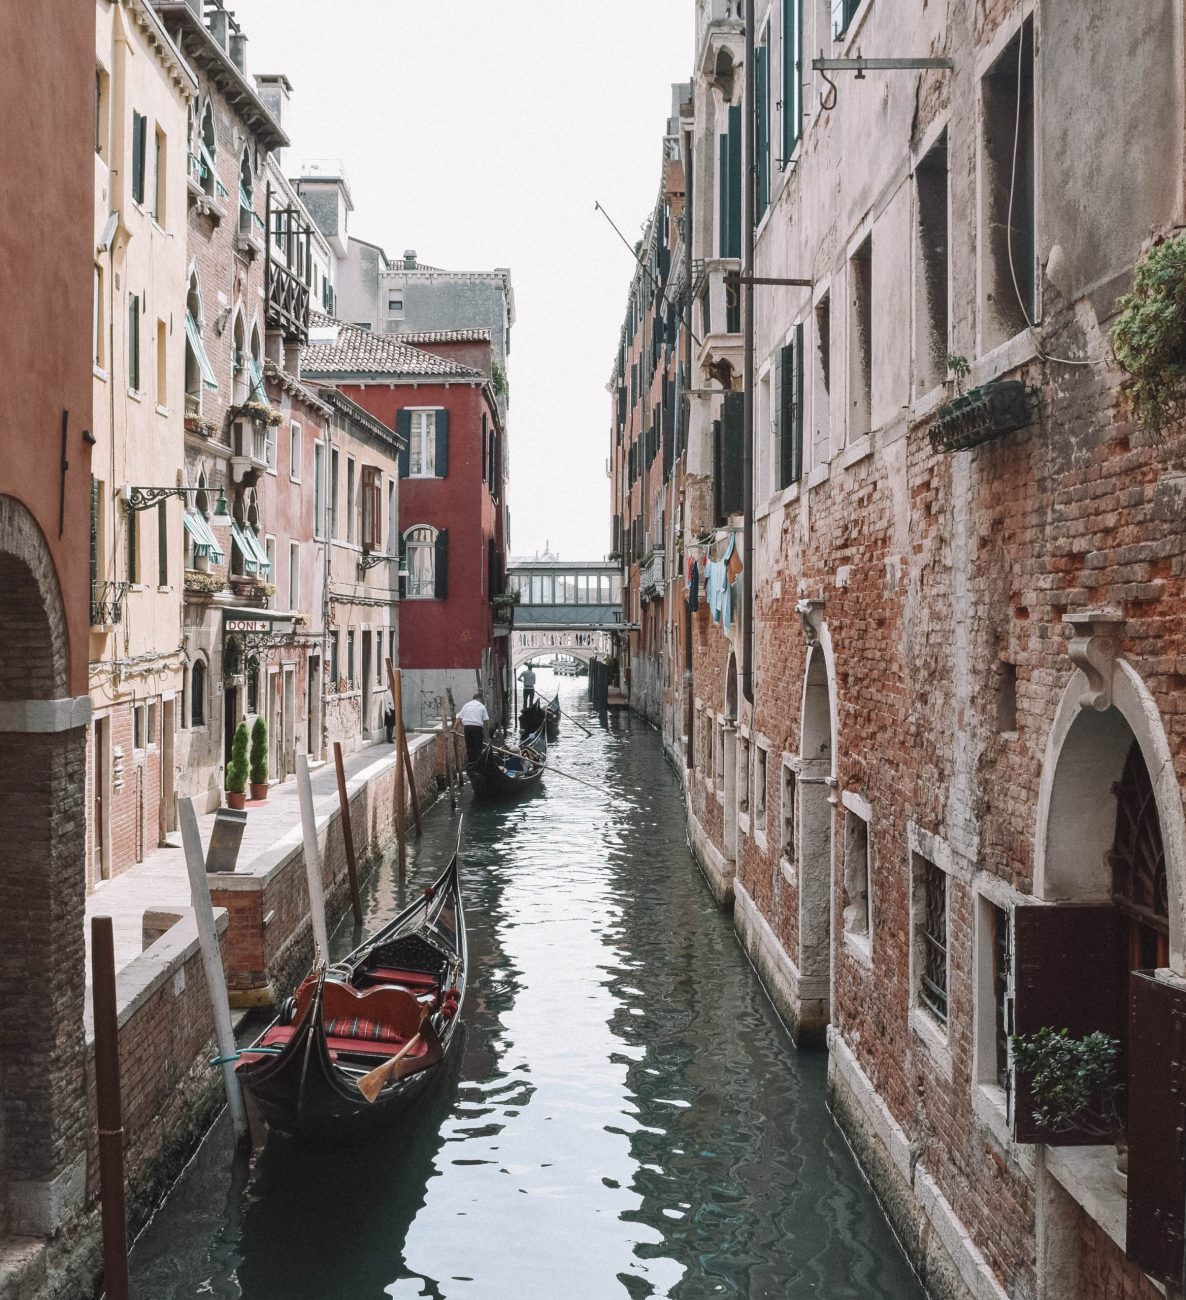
129,672,925,1300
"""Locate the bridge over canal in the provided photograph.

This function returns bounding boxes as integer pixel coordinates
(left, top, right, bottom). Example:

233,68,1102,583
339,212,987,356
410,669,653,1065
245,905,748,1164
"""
506,557,626,670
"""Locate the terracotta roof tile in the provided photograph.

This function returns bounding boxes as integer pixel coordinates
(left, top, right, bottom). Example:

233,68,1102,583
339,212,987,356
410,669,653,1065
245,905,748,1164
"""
301,314,484,380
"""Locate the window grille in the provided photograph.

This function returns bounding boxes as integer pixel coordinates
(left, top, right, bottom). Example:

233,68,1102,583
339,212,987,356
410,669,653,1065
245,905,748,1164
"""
919,858,948,1023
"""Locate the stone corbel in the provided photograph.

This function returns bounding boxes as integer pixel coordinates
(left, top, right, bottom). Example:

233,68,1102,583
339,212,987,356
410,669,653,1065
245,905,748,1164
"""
1063,610,1126,711
796,597,825,647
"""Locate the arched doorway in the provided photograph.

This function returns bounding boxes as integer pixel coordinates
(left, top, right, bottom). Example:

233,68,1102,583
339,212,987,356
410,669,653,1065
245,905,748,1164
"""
0,495,87,1234
723,653,739,863
798,642,834,1033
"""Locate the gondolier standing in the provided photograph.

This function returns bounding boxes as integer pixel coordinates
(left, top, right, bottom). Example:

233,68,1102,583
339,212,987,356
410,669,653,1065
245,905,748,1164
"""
518,664,537,707
458,692,490,763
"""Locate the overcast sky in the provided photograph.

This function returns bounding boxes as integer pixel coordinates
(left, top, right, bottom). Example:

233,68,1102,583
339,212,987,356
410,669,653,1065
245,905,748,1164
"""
233,0,692,561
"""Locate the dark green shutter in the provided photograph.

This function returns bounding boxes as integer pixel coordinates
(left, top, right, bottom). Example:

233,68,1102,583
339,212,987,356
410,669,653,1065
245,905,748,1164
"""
712,418,723,526
128,295,140,390
396,409,411,477
721,392,744,517
433,528,448,599
126,499,138,583
131,111,146,203
791,322,804,483
784,0,803,159
727,106,742,259
434,408,449,478
718,132,729,258
157,501,168,587
756,41,769,218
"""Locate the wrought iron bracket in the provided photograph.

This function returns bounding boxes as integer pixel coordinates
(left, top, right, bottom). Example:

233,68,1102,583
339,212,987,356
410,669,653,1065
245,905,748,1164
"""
125,485,193,512
357,552,393,573
812,51,954,111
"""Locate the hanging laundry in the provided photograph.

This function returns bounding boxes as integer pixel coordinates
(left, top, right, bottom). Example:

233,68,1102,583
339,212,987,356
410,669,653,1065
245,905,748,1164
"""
706,558,728,624
687,559,700,612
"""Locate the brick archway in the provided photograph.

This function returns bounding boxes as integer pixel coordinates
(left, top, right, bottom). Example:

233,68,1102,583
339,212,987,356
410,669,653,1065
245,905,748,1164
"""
0,495,87,1235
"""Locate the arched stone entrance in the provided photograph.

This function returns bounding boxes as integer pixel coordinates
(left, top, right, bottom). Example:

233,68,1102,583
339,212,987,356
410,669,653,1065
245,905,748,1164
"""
798,633,837,1039
0,495,88,1235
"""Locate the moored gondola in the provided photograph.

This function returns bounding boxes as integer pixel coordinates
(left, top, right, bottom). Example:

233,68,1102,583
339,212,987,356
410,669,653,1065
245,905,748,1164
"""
235,847,466,1136
544,693,560,742
468,721,547,798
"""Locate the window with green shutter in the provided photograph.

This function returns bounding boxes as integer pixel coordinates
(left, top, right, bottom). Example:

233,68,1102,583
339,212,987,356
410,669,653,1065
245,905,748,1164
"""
832,0,861,39
756,37,770,219
783,0,803,160
775,324,804,490
131,111,147,204
128,294,140,390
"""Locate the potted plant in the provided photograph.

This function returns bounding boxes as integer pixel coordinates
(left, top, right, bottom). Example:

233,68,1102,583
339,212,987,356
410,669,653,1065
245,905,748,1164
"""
1010,1027,1124,1139
225,721,249,810
249,716,269,801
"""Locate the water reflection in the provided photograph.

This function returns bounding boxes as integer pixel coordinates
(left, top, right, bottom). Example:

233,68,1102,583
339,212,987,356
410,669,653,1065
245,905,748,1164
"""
130,670,923,1300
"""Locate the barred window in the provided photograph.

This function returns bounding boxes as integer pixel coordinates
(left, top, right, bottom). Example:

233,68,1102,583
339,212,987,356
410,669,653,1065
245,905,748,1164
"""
917,856,948,1023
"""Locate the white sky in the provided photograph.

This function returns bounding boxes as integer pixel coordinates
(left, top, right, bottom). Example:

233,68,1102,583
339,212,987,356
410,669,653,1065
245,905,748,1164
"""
232,0,692,561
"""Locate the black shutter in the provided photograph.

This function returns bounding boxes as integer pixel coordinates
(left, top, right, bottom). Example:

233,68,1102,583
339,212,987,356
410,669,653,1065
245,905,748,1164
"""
481,417,488,483
433,528,448,599
720,391,744,517
1126,971,1186,1284
1011,904,1124,1145
131,111,145,203
727,106,742,259
791,322,804,483
396,410,411,477
434,408,449,478
712,418,723,526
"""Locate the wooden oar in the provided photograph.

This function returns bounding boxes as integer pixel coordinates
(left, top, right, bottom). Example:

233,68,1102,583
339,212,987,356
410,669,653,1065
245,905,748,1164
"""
554,704,593,737
537,762,606,794
357,1032,423,1104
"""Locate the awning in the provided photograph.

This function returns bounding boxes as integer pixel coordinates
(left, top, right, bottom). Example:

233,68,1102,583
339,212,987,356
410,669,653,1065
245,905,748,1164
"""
229,522,270,575
183,509,225,564
184,312,218,390
248,356,267,403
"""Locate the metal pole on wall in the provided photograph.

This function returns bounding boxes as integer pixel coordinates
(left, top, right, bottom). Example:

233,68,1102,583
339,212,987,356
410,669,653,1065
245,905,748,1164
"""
295,753,330,960
91,916,129,1300
333,742,363,926
386,658,407,878
179,797,249,1142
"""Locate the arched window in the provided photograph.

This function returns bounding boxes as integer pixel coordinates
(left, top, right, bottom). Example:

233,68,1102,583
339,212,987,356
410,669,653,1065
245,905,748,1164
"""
1112,739,1170,969
191,658,207,726
231,312,248,403
238,150,253,236
199,101,216,196
403,525,439,599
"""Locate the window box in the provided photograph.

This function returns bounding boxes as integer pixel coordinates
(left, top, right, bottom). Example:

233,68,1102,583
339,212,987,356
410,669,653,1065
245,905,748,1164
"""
184,569,226,597
931,379,1031,453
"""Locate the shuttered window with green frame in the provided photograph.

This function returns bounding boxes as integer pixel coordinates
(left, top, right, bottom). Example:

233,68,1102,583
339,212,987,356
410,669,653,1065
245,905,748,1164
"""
783,0,804,160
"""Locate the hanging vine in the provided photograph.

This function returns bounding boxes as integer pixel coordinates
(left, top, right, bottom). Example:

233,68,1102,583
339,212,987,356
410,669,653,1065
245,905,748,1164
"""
1111,233,1186,431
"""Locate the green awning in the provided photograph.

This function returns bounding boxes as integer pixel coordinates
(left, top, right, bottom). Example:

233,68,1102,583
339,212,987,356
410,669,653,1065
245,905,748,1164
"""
248,356,267,403
184,312,218,390
230,522,270,575
183,509,224,564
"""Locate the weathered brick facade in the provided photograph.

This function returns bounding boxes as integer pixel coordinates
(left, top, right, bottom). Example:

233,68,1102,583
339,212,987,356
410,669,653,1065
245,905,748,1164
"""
614,2,1186,1297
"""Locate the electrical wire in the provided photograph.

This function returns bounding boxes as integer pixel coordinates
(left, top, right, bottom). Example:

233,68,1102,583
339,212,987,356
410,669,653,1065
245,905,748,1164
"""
1005,26,1096,368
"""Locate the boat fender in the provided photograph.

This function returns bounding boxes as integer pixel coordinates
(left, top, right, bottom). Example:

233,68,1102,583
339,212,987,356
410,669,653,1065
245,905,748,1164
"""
278,995,298,1025
423,885,436,900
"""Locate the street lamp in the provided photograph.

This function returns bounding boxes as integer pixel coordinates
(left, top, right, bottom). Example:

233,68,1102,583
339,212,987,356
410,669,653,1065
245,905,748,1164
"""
123,483,233,527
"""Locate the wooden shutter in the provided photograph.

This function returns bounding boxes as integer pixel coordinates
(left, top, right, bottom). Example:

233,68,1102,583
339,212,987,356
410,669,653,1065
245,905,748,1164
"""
727,106,742,259
712,418,723,526
434,409,449,478
791,322,804,483
89,476,99,610
396,410,411,477
773,345,785,488
131,111,146,203
756,41,769,216
1011,904,1123,1145
1126,971,1186,1283
157,501,168,586
718,131,730,258
433,528,448,599
720,391,744,518
360,467,381,551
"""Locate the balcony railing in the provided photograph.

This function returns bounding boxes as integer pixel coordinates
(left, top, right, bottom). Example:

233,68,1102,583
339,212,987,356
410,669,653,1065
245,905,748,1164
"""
640,547,665,603
90,580,129,629
266,260,311,344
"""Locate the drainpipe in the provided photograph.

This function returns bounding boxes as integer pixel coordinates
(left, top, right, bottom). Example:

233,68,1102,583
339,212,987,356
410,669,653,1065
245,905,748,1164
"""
741,0,756,708
680,124,695,771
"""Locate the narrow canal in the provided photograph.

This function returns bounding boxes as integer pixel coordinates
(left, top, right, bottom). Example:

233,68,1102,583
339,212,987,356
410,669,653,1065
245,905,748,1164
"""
130,672,924,1300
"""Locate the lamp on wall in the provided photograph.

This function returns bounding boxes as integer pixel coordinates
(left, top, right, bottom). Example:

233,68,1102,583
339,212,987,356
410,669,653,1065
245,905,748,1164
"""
123,483,232,526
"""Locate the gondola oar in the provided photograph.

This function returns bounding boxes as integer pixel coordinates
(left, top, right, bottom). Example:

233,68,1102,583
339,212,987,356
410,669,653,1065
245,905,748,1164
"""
357,1031,423,1104
538,762,607,794
553,703,594,737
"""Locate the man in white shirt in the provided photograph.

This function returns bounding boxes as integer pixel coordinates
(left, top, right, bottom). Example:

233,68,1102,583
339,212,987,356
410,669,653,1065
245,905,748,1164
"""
518,665,537,707
458,692,490,763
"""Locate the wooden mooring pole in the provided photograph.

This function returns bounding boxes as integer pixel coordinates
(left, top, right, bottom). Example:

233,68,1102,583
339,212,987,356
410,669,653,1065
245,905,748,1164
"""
386,658,407,877
333,742,364,926
90,916,129,1300
440,696,457,812
295,754,331,961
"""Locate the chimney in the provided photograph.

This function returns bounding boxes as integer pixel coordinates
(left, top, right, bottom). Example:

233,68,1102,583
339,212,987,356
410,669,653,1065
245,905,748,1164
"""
208,8,230,49
229,30,248,74
255,75,292,159
403,249,417,270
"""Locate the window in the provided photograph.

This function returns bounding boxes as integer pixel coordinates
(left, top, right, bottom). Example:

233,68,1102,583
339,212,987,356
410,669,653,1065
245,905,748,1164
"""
360,466,382,551
346,629,355,688
976,899,1012,1089
780,762,796,866
410,411,437,476
156,319,167,408
843,808,870,938
330,630,340,687
914,131,949,395
264,534,276,579
126,500,139,584
346,458,356,544
289,423,301,481
133,704,146,751
848,236,872,440
146,701,157,746
718,105,742,259
774,324,804,490
738,734,751,814
289,541,300,611
191,659,207,726
387,296,403,315
404,526,437,598
833,0,861,39
914,853,948,1024
128,294,141,391
376,631,383,684
997,661,1017,734
981,18,1035,349
131,110,147,205
782,0,803,161
95,67,108,159
198,101,216,197
157,501,168,586
313,442,325,538
812,293,832,466
238,149,254,236
755,745,768,831
94,265,105,369
245,656,260,715
387,480,396,555
153,126,166,225
330,447,340,539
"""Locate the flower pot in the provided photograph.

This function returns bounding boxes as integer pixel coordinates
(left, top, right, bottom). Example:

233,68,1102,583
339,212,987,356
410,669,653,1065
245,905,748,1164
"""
250,782,269,802
226,790,247,810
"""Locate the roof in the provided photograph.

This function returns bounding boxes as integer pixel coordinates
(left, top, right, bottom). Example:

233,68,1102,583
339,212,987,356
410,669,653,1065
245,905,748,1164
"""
394,328,491,345
313,386,404,449
301,314,486,381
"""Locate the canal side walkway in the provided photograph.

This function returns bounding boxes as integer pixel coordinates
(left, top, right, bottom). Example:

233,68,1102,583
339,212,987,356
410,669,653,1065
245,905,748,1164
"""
85,739,399,978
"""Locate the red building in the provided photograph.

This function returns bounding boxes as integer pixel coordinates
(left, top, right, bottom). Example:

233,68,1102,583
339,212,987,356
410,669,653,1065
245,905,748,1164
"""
302,319,509,729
